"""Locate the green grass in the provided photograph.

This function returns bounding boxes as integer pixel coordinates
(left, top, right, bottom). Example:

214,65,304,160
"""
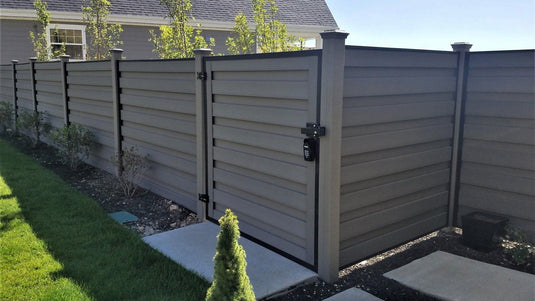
0,139,209,301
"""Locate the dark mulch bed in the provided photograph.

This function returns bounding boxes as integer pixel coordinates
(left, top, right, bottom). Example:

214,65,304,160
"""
3,133,533,301
2,134,198,237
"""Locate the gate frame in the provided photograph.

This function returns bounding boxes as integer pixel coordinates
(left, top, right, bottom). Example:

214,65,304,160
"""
200,49,323,270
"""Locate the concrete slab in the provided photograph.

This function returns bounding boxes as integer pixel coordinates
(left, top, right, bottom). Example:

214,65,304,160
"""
384,251,535,301
143,222,317,300
323,288,383,301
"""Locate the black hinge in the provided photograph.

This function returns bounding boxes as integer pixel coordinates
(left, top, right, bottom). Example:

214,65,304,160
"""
197,72,207,80
301,122,325,138
198,193,209,203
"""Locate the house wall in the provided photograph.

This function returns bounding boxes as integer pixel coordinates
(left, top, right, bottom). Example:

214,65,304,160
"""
0,19,35,64
457,50,535,239
339,47,459,267
0,19,232,62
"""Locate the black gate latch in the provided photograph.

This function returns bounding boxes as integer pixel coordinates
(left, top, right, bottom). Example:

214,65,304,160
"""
198,193,209,203
301,123,325,162
301,122,325,138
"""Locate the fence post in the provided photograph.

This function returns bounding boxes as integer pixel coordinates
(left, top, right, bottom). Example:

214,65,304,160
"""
11,60,18,130
448,42,472,228
60,55,70,125
194,48,212,220
317,30,348,283
29,57,37,112
110,48,124,176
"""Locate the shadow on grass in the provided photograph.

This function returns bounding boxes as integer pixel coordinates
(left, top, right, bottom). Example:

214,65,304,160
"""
0,140,209,301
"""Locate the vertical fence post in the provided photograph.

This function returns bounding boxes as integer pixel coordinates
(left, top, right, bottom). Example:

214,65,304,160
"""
29,57,37,112
110,49,124,176
448,42,472,228
11,60,18,130
60,55,70,125
194,48,212,220
317,30,348,282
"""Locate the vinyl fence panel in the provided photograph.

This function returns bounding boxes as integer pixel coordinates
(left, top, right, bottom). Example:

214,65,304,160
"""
67,61,115,173
339,47,458,267
119,59,198,211
34,61,64,142
458,50,535,239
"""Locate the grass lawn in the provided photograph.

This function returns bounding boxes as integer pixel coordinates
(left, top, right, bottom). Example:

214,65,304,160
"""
0,139,209,301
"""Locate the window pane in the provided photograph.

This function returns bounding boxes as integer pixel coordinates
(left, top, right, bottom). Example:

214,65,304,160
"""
67,29,75,43
59,29,67,43
50,29,60,43
74,36,82,44
65,45,83,60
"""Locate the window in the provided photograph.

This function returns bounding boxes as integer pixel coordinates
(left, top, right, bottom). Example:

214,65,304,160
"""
48,24,86,60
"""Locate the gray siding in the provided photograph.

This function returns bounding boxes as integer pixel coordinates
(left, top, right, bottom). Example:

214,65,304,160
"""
67,61,115,173
120,25,158,59
206,54,320,265
34,61,64,138
458,50,535,239
339,47,458,267
0,19,35,64
119,59,197,211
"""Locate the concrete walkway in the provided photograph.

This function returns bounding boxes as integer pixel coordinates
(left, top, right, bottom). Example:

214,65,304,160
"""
323,288,383,301
143,222,317,300
384,251,535,301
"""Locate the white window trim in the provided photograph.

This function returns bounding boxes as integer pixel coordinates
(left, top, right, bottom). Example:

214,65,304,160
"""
47,24,87,61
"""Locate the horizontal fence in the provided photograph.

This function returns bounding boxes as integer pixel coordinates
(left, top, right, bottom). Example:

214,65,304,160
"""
0,43,533,280
119,59,197,210
339,47,459,267
458,50,535,239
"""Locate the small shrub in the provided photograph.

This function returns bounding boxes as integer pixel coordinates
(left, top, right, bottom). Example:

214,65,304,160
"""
50,123,94,170
503,226,534,267
16,109,50,147
111,146,149,197
0,102,14,133
206,209,255,301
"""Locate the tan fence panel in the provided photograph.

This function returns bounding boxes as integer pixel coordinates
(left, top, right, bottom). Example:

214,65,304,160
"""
67,61,114,173
119,59,197,211
34,61,64,143
206,53,320,266
0,64,13,105
459,50,535,239
339,47,458,267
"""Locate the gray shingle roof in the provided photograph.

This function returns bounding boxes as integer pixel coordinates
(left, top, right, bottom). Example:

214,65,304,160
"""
0,0,338,28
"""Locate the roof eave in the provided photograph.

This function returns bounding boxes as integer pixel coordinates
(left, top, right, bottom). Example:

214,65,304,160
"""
0,8,338,35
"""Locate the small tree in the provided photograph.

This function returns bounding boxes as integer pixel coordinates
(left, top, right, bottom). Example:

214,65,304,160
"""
226,0,301,55
111,146,149,197
206,209,255,301
16,110,50,147
149,0,214,59
82,0,123,60
29,0,64,61
226,13,255,55
50,123,94,169
0,102,14,134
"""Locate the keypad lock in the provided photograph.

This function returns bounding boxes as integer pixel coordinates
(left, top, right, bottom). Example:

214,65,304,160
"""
303,138,317,161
